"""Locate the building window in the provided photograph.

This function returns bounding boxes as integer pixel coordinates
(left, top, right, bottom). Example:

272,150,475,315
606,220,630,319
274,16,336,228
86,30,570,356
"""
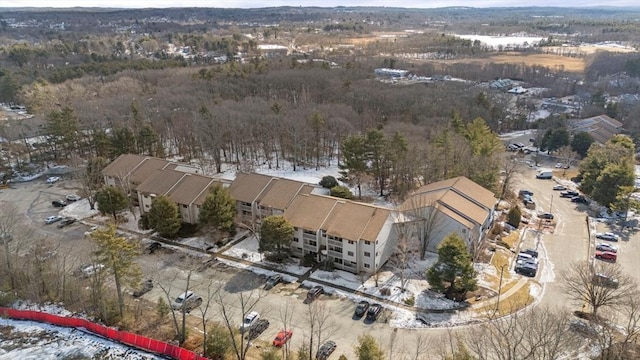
309,240,317,246
293,237,299,242
364,264,371,268
347,251,354,256
348,240,355,245
364,240,371,245
462,228,467,233
364,251,371,257
182,204,188,208
334,258,343,264
303,229,316,235
145,204,150,208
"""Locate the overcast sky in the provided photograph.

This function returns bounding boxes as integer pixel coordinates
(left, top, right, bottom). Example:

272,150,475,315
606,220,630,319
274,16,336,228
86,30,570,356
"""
2,0,639,9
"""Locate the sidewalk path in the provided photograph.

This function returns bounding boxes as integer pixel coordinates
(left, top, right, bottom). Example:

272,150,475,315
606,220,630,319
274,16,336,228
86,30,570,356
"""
470,277,529,310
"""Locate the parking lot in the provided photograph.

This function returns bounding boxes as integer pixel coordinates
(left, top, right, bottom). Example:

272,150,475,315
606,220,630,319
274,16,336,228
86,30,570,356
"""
515,165,640,312
1,179,419,359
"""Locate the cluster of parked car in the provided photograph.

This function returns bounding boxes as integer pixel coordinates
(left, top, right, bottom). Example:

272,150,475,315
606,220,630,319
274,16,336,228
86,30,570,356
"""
557,188,588,204
353,300,383,322
594,232,620,262
515,249,539,277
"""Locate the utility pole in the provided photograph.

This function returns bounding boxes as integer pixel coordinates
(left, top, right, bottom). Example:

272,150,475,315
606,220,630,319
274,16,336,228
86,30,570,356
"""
495,264,508,313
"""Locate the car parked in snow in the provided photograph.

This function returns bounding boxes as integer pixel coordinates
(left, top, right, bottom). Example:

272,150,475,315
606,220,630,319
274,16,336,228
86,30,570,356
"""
46,176,60,184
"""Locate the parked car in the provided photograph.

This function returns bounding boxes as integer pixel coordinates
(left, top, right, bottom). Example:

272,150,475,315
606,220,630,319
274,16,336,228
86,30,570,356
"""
518,190,534,199
595,250,617,262
521,249,539,258
592,273,619,288
571,196,588,204
555,163,569,169
596,243,618,253
366,303,383,321
560,190,580,198
246,319,269,340
304,285,324,304
66,194,81,202
595,232,619,242
264,274,283,290
569,320,600,338
171,291,203,312
44,215,63,224
75,263,105,278
538,212,554,220
316,340,337,360
46,176,60,184
517,252,538,265
240,311,261,333
146,241,162,254
57,217,77,228
552,185,567,191
272,329,293,347
515,263,538,277
52,199,66,207
132,279,153,297
354,300,370,318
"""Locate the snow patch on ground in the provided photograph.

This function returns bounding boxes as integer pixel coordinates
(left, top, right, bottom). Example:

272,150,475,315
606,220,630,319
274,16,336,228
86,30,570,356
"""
0,318,163,359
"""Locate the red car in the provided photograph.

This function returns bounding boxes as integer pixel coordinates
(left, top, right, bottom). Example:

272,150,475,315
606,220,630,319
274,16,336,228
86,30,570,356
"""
272,329,293,347
595,250,617,262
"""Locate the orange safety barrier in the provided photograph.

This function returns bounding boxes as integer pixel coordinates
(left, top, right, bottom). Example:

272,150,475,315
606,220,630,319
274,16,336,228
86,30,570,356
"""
0,307,208,360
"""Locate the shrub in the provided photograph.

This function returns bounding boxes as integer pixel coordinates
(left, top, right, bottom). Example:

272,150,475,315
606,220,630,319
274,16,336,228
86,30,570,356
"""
330,185,354,199
300,253,318,267
319,175,339,189
138,214,150,230
507,205,522,228
404,296,415,306
265,250,290,263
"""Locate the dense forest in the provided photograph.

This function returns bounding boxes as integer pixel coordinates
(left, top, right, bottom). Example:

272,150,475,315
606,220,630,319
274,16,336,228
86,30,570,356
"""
1,6,640,199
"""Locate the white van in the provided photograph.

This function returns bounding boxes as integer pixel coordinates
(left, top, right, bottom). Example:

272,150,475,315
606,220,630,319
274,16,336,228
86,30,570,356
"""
536,169,553,179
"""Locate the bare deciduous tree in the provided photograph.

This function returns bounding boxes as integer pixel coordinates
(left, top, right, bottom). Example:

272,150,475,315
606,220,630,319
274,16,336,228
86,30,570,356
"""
464,305,580,360
561,261,637,317
215,289,263,360
305,301,339,359
402,197,447,260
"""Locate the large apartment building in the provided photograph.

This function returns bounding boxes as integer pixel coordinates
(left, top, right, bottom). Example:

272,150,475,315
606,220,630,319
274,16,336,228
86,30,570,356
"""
103,155,496,274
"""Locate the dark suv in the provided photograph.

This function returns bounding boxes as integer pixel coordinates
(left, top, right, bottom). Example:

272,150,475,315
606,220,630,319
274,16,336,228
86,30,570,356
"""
354,300,370,318
366,303,382,321
52,199,67,207
303,285,324,304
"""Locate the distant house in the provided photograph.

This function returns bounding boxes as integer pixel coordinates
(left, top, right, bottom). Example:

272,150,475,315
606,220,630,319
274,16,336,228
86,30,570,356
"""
374,68,409,78
489,78,513,90
568,114,625,144
508,86,528,94
284,194,397,274
400,176,497,253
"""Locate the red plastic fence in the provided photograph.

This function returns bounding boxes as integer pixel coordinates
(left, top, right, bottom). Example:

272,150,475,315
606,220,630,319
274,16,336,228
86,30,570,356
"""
0,307,208,360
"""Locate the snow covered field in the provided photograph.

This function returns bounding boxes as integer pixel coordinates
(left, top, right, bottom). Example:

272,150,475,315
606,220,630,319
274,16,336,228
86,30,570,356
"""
454,34,544,49
0,318,163,360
